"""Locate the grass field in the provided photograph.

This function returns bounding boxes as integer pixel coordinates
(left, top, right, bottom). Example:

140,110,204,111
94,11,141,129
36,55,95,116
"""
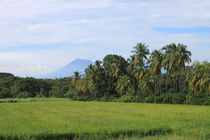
0,99,209,140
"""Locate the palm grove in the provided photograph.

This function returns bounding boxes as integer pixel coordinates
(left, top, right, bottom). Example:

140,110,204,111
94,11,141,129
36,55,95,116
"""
0,43,209,105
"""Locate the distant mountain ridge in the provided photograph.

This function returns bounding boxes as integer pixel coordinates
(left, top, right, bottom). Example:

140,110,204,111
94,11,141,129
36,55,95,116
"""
42,59,94,79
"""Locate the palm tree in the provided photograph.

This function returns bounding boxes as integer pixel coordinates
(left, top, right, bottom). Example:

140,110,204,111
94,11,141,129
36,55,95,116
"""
130,43,150,94
85,64,95,92
138,71,154,96
71,71,81,88
161,43,177,93
176,44,192,92
186,61,210,93
131,43,150,61
103,55,127,80
127,55,137,94
73,71,81,81
115,75,133,95
148,50,163,95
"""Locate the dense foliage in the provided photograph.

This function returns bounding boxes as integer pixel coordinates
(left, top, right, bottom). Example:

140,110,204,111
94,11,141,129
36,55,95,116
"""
0,43,209,105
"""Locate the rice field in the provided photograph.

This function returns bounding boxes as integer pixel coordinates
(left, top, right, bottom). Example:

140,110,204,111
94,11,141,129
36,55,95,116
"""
0,99,209,139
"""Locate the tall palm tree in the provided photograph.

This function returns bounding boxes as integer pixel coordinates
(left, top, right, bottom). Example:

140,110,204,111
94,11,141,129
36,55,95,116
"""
148,50,163,95
131,43,150,61
85,64,95,92
131,43,150,93
176,44,192,92
127,55,138,94
161,43,177,93
162,43,177,72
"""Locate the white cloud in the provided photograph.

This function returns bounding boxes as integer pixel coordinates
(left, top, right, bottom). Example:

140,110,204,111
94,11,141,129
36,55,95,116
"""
73,37,98,43
27,24,54,31
0,0,209,76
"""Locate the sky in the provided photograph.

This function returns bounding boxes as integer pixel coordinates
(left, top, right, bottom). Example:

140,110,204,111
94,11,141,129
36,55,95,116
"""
0,0,210,77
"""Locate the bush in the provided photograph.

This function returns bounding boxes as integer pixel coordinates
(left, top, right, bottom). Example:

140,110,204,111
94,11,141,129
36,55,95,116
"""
154,95,164,103
162,94,173,104
172,93,186,104
203,97,210,105
35,94,45,98
118,95,137,102
185,93,208,105
16,91,31,98
145,93,186,104
72,95,93,101
99,95,116,102
145,95,155,103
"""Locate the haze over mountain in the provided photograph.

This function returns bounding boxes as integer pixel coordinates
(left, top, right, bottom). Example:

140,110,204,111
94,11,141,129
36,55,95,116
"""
41,59,93,79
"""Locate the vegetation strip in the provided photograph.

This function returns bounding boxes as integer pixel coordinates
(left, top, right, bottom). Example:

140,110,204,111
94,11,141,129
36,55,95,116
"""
0,128,174,140
0,43,209,106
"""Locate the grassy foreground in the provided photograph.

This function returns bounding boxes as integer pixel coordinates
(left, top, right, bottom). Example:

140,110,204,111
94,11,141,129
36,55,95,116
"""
0,100,209,140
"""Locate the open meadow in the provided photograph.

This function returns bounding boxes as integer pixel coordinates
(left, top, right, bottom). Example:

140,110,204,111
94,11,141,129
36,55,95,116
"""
0,99,209,140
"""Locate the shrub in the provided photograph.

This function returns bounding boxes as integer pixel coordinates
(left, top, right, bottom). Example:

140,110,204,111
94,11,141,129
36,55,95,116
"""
145,93,186,104
172,93,186,104
35,94,45,98
99,95,116,102
118,95,137,102
185,93,208,105
17,91,31,98
145,95,155,103
162,94,173,104
154,95,164,103
203,97,210,105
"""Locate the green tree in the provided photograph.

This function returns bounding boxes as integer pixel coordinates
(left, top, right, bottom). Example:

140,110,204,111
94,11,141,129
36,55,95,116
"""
131,43,150,61
88,61,106,97
175,44,192,92
131,43,150,95
115,75,133,96
103,55,128,95
162,43,177,93
148,50,163,95
186,61,210,93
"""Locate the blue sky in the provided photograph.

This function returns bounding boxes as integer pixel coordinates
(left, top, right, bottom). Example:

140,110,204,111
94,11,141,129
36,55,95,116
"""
154,27,210,34
0,0,210,77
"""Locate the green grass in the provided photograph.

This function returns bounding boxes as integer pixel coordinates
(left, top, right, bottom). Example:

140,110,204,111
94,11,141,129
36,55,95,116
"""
0,100,209,140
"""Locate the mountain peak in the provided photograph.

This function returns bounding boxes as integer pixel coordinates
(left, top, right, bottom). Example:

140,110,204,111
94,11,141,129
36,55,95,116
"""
69,59,93,65
42,59,94,79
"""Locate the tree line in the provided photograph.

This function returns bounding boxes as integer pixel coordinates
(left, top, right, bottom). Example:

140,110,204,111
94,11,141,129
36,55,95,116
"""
0,43,209,105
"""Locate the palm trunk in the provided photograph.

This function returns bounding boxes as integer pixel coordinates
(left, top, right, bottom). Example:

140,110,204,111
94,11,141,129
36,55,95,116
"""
159,75,162,94
154,75,156,95
179,77,181,92
165,73,168,93
173,76,175,94
133,76,136,94
182,69,186,92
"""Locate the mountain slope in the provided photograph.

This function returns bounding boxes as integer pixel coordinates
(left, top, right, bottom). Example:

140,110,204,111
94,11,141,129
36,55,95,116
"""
43,59,93,79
